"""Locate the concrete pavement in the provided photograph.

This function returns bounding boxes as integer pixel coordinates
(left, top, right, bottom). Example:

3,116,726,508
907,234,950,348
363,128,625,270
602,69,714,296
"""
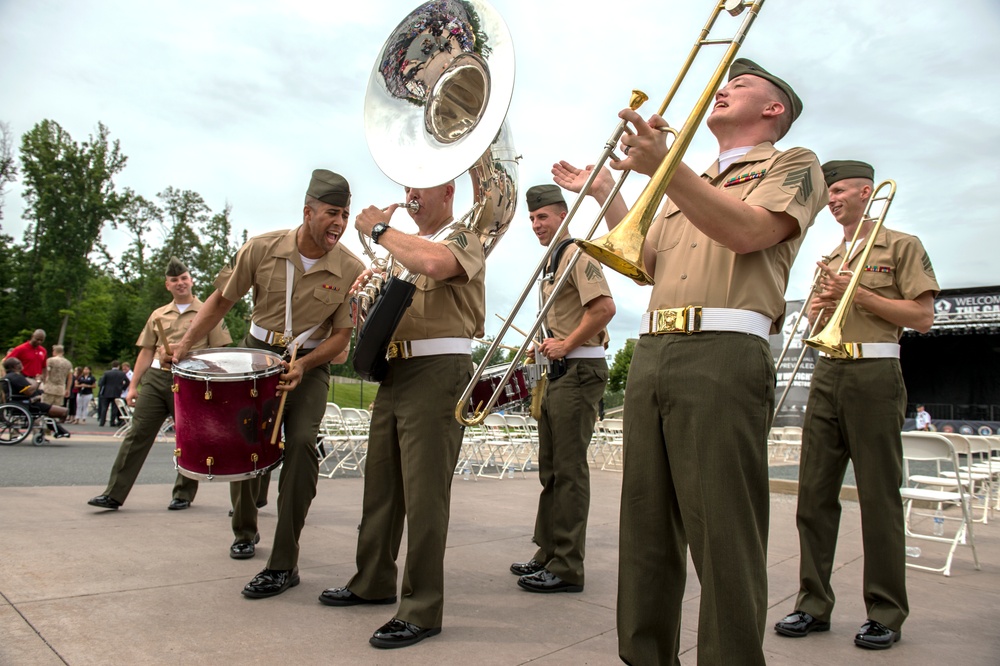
1,430,998,665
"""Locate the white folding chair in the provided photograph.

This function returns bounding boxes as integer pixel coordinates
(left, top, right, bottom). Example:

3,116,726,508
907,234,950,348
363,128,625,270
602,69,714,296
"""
113,398,133,438
600,418,624,471
503,413,534,475
320,406,368,478
936,433,994,524
476,412,518,479
900,431,980,576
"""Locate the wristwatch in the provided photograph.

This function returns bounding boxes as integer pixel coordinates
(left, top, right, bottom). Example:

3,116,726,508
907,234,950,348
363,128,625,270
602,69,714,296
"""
370,222,389,245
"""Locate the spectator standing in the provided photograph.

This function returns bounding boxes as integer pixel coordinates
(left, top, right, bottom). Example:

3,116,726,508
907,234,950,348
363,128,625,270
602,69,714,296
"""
67,367,81,423
5,329,48,379
74,366,96,424
915,404,931,431
41,345,73,408
97,361,129,427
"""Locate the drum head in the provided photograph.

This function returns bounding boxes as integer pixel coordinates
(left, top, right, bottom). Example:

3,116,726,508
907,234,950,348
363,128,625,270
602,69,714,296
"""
173,348,284,380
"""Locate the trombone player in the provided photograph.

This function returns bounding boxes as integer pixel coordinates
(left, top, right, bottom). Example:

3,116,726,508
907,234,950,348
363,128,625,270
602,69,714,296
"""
554,58,827,664
774,160,939,650
510,184,615,594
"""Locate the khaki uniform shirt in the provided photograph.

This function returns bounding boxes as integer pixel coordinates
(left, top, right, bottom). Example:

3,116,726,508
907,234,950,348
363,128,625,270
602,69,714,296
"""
136,297,232,354
541,238,613,348
43,356,73,398
214,228,365,341
648,143,828,333
825,225,939,343
393,227,486,340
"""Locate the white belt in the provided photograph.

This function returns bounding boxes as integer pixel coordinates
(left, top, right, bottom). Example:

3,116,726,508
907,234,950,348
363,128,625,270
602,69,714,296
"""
820,342,900,359
639,307,772,340
250,322,322,350
150,359,161,370
387,337,472,360
566,346,607,360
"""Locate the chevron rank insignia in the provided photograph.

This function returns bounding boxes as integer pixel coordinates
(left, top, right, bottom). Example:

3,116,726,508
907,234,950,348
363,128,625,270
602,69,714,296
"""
921,252,935,275
781,167,814,204
584,261,603,282
446,231,469,249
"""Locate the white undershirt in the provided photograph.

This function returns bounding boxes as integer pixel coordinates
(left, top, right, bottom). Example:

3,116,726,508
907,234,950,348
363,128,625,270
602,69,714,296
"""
175,303,191,313
300,253,319,272
718,146,754,173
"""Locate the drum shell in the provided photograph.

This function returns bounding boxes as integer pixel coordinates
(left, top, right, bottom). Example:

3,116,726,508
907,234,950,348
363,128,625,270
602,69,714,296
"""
172,348,284,481
470,366,529,411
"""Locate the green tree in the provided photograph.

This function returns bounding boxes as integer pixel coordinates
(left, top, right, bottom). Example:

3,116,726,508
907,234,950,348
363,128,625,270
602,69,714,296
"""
18,120,127,348
153,186,209,285
608,338,635,393
0,121,17,221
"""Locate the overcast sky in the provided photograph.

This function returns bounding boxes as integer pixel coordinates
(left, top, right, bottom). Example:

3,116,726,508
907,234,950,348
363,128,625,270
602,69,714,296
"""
2,0,998,359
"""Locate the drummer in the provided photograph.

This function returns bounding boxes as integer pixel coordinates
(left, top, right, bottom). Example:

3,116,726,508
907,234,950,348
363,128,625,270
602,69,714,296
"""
88,257,232,512
172,169,364,598
510,184,615,593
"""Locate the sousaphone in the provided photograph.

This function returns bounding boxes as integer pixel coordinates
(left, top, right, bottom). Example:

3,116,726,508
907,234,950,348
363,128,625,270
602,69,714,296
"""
353,0,519,382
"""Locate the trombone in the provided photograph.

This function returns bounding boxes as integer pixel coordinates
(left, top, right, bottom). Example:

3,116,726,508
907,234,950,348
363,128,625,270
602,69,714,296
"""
454,0,765,426
773,179,896,414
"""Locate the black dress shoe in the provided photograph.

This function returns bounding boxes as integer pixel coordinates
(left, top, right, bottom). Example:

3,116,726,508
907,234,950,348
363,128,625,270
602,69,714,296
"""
510,558,545,576
230,533,261,560
241,568,300,598
517,569,583,593
318,586,397,607
854,619,900,650
369,618,441,649
774,610,830,637
88,495,122,510
168,498,191,510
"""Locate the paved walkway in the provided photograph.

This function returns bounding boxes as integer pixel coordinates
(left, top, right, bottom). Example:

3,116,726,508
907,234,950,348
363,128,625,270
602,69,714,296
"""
1,431,997,665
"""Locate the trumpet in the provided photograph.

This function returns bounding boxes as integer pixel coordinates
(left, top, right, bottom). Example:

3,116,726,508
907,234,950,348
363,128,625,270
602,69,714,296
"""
453,0,765,426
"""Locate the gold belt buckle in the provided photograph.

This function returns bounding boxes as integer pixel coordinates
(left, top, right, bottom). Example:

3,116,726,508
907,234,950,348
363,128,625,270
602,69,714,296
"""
387,341,412,360
273,333,293,348
653,306,702,335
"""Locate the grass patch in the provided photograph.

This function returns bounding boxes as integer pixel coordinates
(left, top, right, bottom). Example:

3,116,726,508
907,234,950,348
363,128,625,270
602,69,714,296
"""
329,379,379,410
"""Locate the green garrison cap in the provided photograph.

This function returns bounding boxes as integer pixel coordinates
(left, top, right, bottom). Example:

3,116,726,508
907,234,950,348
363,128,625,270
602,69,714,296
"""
822,160,875,186
729,58,803,122
307,169,351,207
525,184,566,212
165,256,188,277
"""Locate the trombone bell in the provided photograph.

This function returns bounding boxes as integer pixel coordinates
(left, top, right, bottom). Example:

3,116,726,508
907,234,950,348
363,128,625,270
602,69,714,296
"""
575,233,652,285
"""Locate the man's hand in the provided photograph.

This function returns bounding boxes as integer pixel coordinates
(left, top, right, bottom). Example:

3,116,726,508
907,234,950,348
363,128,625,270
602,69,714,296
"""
126,385,139,407
355,204,394,237
277,359,304,393
538,337,570,361
611,110,670,177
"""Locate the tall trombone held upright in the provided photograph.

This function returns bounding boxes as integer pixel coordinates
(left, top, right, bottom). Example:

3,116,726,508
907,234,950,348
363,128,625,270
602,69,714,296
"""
453,0,766,427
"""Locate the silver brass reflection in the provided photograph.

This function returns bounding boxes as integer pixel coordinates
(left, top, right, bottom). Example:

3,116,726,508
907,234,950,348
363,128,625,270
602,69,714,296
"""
364,0,515,188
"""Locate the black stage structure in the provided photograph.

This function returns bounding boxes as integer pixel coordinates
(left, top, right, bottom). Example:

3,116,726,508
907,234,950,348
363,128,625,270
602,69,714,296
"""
772,285,1000,434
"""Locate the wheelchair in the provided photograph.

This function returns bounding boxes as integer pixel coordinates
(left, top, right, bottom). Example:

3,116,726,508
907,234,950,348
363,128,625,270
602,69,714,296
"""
0,377,59,446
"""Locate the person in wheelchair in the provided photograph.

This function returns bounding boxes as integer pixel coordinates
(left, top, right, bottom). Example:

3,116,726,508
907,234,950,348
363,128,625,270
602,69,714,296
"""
2,357,71,438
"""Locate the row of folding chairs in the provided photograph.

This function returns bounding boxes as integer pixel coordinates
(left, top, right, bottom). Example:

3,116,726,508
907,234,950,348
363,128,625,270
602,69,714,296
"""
111,398,174,440
589,418,623,471
767,425,803,463
457,412,538,480
899,431,1000,576
317,403,371,478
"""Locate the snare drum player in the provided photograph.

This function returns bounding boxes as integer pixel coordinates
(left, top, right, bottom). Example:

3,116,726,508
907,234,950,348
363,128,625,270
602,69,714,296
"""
554,59,826,663
509,184,614,594
774,160,938,650
88,257,230,512
318,180,484,649
172,169,364,596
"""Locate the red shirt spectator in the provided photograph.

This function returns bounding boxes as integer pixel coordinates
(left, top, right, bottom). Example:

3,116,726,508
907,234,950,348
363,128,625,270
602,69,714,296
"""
5,330,48,378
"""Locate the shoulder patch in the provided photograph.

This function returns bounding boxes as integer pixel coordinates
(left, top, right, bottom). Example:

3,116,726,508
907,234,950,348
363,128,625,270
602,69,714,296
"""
446,231,469,249
584,261,603,283
921,251,934,275
782,167,814,204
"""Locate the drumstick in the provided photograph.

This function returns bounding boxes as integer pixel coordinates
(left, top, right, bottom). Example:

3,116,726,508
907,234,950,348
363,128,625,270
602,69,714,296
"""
494,313,530,339
270,344,298,445
154,319,173,371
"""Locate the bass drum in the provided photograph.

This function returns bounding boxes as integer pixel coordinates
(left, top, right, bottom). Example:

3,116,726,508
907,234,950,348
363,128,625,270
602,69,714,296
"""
172,348,284,481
